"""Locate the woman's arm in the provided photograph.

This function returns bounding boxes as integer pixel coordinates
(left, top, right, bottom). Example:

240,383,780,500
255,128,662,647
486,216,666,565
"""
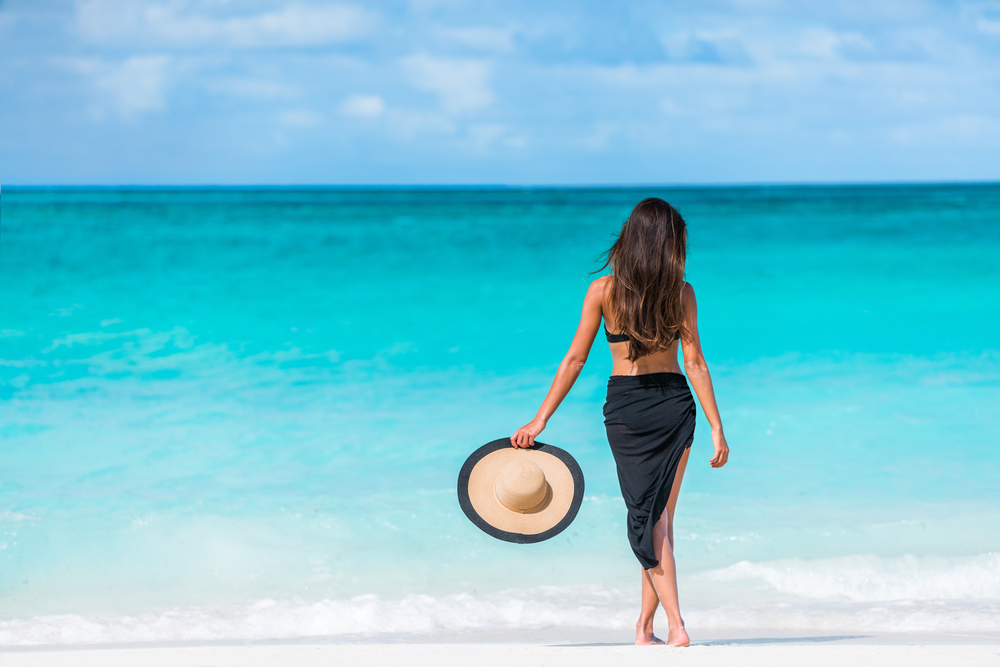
680,283,730,468
510,278,606,448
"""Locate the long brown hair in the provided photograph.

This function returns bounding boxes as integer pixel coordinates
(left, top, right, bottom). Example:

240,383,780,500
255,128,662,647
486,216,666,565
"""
600,198,688,361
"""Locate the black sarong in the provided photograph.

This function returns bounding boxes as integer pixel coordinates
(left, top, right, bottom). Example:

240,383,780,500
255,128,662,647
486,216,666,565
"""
603,372,696,569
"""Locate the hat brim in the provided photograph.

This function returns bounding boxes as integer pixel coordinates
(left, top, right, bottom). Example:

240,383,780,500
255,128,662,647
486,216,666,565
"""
457,439,585,544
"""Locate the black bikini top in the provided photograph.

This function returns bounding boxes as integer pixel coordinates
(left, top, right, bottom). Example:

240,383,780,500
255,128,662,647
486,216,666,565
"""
604,327,680,343
604,327,630,343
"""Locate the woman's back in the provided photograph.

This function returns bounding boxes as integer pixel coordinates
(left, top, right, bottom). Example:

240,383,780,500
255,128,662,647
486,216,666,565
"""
597,275,686,377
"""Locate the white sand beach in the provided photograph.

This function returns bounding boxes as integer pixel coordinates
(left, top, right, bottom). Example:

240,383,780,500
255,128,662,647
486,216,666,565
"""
0,629,1000,667
3,633,999,667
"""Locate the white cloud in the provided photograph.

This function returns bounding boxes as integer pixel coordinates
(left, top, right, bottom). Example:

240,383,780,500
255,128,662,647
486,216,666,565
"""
277,109,324,127
381,109,455,139
0,10,17,35
890,115,997,148
463,123,526,151
660,29,750,64
467,123,505,150
75,0,377,48
402,54,493,113
580,122,621,150
795,28,875,61
204,77,297,100
978,18,1000,35
65,55,172,118
341,94,386,117
435,26,517,52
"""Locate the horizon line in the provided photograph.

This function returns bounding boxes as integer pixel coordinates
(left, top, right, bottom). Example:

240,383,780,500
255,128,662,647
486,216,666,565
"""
3,179,1000,191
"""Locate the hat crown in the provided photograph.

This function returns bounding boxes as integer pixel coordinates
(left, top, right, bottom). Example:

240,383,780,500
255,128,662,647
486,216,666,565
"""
494,458,547,513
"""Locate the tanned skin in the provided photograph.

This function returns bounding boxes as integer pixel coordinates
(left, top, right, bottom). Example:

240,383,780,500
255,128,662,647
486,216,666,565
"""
511,276,730,647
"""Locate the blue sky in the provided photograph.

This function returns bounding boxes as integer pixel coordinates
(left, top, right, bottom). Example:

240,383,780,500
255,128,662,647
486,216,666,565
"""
1,0,999,184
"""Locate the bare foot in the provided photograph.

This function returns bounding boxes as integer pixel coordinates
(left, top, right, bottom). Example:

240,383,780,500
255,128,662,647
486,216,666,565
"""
666,623,690,647
635,621,666,645
635,631,665,645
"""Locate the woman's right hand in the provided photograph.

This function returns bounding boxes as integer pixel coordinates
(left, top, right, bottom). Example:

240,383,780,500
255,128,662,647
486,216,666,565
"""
511,418,546,448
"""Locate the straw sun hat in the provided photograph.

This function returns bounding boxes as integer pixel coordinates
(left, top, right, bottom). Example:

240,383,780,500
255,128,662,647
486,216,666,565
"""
457,439,584,543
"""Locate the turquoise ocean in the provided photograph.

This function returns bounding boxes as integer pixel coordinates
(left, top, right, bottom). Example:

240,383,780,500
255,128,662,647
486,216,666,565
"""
1,185,999,643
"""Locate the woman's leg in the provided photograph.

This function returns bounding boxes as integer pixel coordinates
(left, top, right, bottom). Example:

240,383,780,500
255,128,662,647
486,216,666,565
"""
635,569,664,644
643,447,691,646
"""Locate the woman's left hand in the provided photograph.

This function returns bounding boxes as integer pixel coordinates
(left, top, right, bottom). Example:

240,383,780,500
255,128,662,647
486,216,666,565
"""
511,418,546,448
709,429,730,468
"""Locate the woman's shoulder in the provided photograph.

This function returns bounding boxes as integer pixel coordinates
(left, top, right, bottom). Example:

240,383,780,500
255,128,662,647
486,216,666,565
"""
587,276,611,298
681,281,697,312
583,276,611,311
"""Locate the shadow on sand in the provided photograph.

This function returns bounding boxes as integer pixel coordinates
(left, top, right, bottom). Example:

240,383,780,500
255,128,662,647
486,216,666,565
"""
696,635,869,646
555,635,870,647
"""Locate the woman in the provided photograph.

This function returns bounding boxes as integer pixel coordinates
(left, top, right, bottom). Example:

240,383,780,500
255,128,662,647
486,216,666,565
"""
511,198,729,647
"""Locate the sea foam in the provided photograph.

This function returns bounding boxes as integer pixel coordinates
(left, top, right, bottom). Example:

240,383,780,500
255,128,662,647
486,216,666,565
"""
699,552,1000,602
2,554,998,645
